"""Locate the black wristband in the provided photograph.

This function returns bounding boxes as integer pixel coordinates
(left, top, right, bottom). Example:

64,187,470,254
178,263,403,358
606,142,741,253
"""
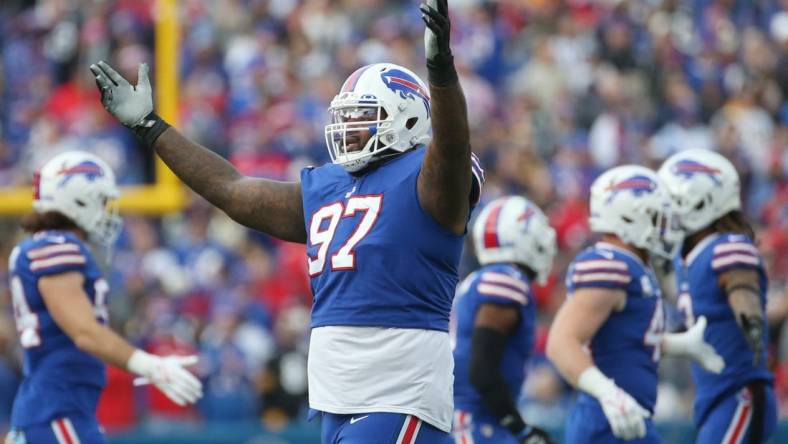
427,53,458,87
131,112,171,148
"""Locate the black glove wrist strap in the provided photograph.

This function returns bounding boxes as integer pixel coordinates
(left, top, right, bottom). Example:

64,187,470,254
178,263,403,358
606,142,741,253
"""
501,413,527,435
131,112,171,148
427,53,458,87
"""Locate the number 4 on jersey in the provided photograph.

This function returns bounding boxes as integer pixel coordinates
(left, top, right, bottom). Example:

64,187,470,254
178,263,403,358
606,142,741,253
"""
308,195,382,276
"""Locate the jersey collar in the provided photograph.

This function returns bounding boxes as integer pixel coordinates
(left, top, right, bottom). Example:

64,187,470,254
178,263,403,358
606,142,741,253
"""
595,241,645,267
685,233,720,266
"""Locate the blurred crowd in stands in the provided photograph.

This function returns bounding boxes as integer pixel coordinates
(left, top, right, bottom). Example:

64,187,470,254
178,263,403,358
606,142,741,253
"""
0,0,787,435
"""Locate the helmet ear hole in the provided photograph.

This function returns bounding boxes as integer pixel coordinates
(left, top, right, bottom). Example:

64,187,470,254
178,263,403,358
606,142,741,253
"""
405,117,418,129
622,216,634,224
75,199,86,208
695,200,705,210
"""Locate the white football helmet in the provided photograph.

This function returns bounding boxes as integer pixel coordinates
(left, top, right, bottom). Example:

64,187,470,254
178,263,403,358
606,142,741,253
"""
657,149,741,235
589,165,682,258
34,151,122,246
472,196,557,284
325,63,432,172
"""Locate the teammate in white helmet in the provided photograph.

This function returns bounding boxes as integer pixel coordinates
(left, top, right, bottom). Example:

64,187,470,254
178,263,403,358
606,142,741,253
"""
90,1,482,442
5,151,202,444
659,149,777,443
451,196,555,444
547,165,723,443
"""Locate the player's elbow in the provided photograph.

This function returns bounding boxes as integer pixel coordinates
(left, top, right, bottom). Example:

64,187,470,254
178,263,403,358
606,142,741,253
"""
545,329,563,365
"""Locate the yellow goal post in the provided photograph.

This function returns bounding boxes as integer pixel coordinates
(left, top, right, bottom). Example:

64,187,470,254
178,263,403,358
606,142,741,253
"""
0,0,185,216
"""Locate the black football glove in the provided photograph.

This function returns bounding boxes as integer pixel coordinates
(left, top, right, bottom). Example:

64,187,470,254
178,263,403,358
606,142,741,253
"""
517,424,555,444
420,0,457,86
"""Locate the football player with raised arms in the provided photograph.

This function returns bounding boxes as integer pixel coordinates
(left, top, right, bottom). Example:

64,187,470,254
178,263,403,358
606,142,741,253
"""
451,196,555,444
659,149,777,444
546,165,724,443
5,151,202,444
90,0,482,442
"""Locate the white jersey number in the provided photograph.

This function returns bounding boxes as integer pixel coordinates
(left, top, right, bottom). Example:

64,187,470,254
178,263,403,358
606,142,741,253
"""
643,298,665,362
307,195,382,276
11,276,41,348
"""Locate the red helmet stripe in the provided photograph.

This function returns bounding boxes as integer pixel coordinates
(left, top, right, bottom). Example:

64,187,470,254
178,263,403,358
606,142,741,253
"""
341,66,372,93
32,171,41,200
483,199,506,248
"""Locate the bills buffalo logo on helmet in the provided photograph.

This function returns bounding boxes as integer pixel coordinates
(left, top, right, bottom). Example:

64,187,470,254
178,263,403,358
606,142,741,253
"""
518,206,536,230
57,161,105,187
671,159,722,185
604,175,657,203
380,69,431,114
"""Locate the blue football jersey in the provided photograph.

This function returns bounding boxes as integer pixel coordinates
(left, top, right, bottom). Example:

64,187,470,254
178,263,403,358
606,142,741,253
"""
674,233,773,425
301,147,483,332
565,242,664,412
452,263,536,417
8,230,108,427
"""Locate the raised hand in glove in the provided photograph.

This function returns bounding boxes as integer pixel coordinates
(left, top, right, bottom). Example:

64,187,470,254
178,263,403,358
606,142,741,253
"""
420,0,457,86
89,61,170,147
127,350,203,406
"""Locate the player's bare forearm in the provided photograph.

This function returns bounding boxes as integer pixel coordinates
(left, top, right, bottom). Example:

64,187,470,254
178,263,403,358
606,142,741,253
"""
75,324,137,370
40,272,136,369
418,81,472,234
154,129,306,243
721,268,764,363
722,268,762,319
547,288,622,385
546,330,594,387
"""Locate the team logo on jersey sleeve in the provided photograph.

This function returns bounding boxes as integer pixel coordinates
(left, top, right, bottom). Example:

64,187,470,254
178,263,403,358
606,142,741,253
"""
381,69,430,113
57,161,105,187
604,175,657,203
671,159,722,185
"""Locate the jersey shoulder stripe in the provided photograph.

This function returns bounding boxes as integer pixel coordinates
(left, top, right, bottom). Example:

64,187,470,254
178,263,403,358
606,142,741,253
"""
573,259,628,272
710,237,762,271
470,152,485,204
568,247,634,289
477,282,528,304
30,254,86,271
479,271,528,293
27,243,81,260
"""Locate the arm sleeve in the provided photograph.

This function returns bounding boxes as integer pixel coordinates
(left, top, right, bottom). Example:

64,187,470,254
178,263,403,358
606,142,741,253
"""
468,326,527,434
